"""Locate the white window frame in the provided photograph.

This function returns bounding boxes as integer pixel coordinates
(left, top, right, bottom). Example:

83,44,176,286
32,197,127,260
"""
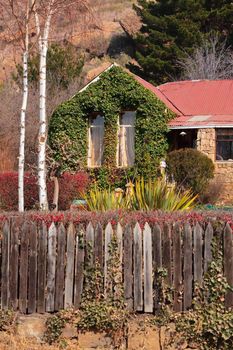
117,111,136,168
87,114,104,168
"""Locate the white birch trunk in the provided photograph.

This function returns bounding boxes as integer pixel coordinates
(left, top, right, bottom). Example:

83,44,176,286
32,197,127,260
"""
38,40,48,210
18,5,30,212
37,11,52,211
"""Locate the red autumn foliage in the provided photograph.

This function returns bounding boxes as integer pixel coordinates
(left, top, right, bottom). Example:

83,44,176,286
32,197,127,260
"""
0,209,232,230
0,171,89,211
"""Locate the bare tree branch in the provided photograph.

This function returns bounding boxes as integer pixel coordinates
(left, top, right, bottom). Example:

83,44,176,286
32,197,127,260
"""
177,34,233,80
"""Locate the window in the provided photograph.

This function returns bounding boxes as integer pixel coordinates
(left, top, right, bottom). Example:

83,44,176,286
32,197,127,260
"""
117,111,136,167
216,129,233,161
88,114,104,167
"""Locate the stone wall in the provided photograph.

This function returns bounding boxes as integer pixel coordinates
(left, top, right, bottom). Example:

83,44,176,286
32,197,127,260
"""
197,128,233,204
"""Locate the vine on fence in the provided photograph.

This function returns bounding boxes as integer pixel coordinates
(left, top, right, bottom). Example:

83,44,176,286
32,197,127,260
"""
44,233,130,348
152,232,233,350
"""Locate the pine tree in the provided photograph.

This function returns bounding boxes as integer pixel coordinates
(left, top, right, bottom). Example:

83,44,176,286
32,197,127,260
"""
133,0,233,84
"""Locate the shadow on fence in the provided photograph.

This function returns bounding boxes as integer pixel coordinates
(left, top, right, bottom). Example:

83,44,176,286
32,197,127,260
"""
0,218,233,314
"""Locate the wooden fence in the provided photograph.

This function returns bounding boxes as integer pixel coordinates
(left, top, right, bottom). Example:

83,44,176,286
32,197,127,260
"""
0,218,233,314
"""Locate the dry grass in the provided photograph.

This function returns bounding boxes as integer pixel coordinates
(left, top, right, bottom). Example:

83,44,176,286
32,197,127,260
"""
0,332,79,350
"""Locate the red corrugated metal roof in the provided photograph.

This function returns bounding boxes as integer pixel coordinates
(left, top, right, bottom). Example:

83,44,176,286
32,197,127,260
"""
134,76,233,128
158,80,233,116
134,75,182,115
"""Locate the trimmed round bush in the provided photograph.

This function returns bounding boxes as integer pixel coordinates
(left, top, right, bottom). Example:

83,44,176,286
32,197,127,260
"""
166,148,215,194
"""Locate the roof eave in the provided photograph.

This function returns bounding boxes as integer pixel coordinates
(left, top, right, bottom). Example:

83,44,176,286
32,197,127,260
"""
169,124,233,130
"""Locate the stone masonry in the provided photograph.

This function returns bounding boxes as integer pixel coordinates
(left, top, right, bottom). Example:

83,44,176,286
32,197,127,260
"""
197,128,233,204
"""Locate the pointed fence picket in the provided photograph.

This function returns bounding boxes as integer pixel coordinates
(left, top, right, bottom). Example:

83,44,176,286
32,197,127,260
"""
0,219,232,314
46,222,57,312
133,223,143,311
64,223,75,308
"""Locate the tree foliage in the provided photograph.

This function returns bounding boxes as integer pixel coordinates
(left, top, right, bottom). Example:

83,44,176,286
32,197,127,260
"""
13,42,84,89
133,0,233,84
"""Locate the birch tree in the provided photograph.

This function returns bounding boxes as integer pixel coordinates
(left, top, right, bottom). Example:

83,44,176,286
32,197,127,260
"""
0,0,36,212
33,0,90,210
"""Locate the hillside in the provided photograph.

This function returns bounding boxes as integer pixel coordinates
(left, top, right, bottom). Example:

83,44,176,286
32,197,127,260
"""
0,0,139,81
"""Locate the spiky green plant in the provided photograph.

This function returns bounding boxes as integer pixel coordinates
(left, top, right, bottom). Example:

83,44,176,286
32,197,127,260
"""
129,178,197,211
85,178,197,212
85,185,125,211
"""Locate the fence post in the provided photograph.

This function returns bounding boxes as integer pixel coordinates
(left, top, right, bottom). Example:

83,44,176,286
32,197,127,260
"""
124,224,133,310
193,222,203,284
173,223,182,312
64,223,75,308
224,223,233,308
183,223,192,310
133,222,143,311
46,222,57,312
144,222,153,313
55,223,66,311
204,223,213,273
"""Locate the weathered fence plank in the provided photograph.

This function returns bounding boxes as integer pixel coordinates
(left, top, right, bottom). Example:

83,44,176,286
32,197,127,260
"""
116,223,123,281
94,223,103,270
224,223,233,307
104,222,113,296
37,222,47,313
1,218,232,315
173,223,182,312
64,223,75,308
19,221,29,313
204,223,213,273
124,224,133,310
86,222,94,267
152,224,162,310
74,225,85,308
46,223,57,312
183,224,193,310
9,218,19,310
28,222,37,314
193,223,203,284
133,223,143,311
1,221,10,309
163,223,172,286
144,223,153,313
116,223,123,268
55,223,66,311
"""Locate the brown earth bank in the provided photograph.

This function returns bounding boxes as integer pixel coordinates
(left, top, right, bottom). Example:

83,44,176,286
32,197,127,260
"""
0,313,198,350
0,0,139,82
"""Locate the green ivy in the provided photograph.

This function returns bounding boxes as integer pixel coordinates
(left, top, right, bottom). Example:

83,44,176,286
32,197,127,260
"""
49,66,174,186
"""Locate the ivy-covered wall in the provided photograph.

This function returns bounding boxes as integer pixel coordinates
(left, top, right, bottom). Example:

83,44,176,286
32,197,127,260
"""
49,66,174,187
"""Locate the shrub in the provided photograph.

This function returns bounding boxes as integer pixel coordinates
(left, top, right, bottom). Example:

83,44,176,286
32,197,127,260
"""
0,171,89,211
166,149,215,194
199,179,224,204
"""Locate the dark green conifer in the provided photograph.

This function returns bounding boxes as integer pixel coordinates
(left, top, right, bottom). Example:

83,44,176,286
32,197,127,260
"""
133,0,233,84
